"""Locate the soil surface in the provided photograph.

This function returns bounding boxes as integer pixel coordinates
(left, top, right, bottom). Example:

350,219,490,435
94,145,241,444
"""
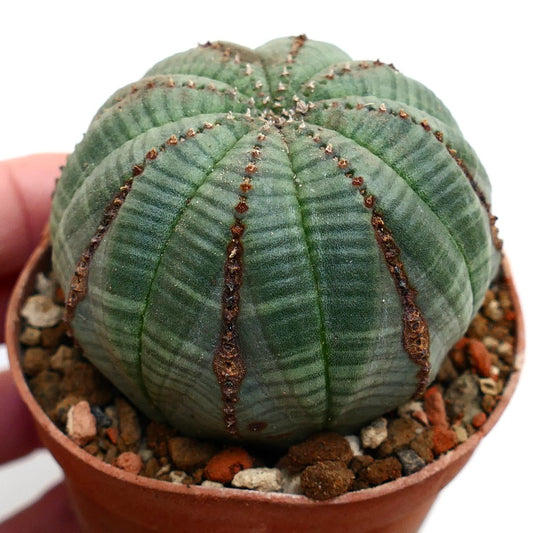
18,268,517,500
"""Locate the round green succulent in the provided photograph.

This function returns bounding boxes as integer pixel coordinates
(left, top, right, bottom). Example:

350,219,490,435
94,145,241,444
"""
50,35,501,445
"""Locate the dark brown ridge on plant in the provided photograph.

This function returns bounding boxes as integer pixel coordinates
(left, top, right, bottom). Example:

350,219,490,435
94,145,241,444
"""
307,129,431,397
311,99,502,252
95,77,246,122
213,134,263,437
64,122,221,326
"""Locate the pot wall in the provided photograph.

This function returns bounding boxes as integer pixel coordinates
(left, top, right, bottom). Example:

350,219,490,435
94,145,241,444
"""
6,237,524,533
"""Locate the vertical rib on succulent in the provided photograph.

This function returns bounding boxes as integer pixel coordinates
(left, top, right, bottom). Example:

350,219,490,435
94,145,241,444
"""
64,176,135,324
213,140,262,436
65,123,221,325
306,129,431,397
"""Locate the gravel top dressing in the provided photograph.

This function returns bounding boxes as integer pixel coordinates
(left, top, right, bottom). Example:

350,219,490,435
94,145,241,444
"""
18,263,517,501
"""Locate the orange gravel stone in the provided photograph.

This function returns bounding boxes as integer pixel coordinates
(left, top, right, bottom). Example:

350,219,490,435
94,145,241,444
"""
115,451,143,475
204,447,253,483
106,426,119,445
423,386,448,428
472,411,488,429
468,339,492,377
432,426,458,456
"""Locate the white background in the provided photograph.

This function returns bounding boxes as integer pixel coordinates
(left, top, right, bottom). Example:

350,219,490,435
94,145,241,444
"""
1,1,531,531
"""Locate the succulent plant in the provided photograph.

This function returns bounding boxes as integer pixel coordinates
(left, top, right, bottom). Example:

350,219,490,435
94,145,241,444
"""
50,35,501,445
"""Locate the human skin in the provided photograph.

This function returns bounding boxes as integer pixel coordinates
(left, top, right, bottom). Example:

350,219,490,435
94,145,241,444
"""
0,154,79,532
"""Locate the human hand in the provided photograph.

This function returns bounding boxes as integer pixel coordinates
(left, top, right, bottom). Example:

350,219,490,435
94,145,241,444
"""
0,154,79,531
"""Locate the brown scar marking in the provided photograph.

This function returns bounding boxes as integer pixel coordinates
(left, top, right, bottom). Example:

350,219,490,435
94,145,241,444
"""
370,211,431,398
65,122,222,325
64,177,134,323
313,100,502,251
213,140,263,436
304,128,431,397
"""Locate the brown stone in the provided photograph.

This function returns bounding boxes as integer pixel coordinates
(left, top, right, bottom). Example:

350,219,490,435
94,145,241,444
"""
62,361,114,405
53,393,85,424
41,321,69,348
49,345,76,372
104,445,119,465
143,457,160,478
410,429,434,464
377,417,421,456
29,370,61,414
436,357,458,383
300,461,354,500
358,457,402,486
22,347,50,376
19,326,41,346
146,421,176,457
466,314,489,339
287,432,353,471
116,397,142,449
349,454,374,474
167,437,218,473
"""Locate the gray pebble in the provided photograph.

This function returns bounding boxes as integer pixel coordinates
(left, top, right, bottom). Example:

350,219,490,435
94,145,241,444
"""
396,449,426,476
280,470,302,494
444,373,480,424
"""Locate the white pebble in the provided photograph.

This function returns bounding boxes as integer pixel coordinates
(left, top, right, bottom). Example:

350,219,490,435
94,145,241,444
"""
35,272,56,299
169,470,189,484
479,377,499,396
452,425,469,444
20,294,63,328
344,435,363,456
231,468,282,492
360,417,388,449
483,336,499,352
138,447,154,462
201,480,224,489
485,300,504,322
397,401,423,418
497,341,513,358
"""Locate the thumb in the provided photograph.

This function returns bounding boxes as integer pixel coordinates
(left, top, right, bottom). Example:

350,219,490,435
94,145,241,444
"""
0,154,67,343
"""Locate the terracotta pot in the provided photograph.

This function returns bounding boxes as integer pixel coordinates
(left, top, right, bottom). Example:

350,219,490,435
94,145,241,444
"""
6,235,525,533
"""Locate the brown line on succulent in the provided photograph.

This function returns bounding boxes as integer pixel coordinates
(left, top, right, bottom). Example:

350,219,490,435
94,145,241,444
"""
369,209,431,398
312,100,502,251
289,34,308,57
305,129,431,397
212,134,263,437
64,122,221,326
94,77,247,122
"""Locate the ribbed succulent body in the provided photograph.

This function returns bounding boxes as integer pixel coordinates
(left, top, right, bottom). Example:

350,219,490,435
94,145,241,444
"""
50,36,501,445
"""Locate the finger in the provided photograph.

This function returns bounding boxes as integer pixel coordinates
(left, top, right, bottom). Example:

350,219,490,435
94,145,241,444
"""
0,154,66,279
0,371,42,465
0,154,67,342
0,482,79,533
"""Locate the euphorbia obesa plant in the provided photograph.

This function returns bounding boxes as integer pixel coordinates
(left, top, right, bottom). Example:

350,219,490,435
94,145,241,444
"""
49,35,501,446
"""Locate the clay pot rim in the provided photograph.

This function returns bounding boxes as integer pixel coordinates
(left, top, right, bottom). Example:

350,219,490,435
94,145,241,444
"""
6,236,525,508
